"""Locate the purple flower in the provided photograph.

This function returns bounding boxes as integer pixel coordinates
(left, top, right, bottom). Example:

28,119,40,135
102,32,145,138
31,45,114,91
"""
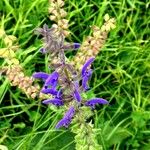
42,98,64,106
56,89,63,98
85,98,109,109
55,106,75,129
55,118,70,128
73,82,81,102
82,69,93,90
64,106,75,119
33,72,49,81
44,71,59,88
81,57,95,91
73,89,81,102
41,88,58,95
81,57,95,76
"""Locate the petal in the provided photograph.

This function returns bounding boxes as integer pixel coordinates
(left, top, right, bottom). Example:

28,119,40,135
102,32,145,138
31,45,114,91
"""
32,72,49,81
85,98,108,108
41,88,58,95
42,98,64,106
73,88,81,102
56,89,63,98
81,57,95,76
82,76,90,91
64,106,75,119
55,118,70,129
44,71,59,87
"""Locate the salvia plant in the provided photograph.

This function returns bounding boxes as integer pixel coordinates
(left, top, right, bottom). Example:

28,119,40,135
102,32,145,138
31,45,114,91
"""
0,0,116,149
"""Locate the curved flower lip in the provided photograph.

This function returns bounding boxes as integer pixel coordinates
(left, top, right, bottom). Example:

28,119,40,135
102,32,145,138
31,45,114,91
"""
33,72,49,81
85,98,109,109
82,69,93,91
55,118,70,129
64,106,75,119
41,88,58,95
56,89,63,98
82,76,90,91
44,71,59,88
55,106,75,129
42,98,64,106
81,57,95,76
73,88,81,102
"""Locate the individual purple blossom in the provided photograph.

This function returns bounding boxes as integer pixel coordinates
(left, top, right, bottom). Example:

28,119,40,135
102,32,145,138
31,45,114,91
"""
82,69,93,90
42,98,64,106
55,118,69,128
73,88,81,102
73,82,81,102
41,88,58,95
33,72,49,81
56,89,63,98
85,98,109,109
55,106,75,129
64,106,75,119
81,57,95,91
44,71,59,89
81,57,95,76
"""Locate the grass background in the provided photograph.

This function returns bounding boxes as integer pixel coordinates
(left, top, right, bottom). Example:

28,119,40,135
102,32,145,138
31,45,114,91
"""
0,0,150,149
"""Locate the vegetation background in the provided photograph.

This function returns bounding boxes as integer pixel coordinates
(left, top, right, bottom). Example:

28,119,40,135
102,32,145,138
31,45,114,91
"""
0,0,150,149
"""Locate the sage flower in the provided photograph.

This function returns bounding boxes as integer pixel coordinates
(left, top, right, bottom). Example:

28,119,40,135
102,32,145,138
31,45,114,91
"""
41,88,58,95
44,71,59,89
85,98,108,109
33,72,49,81
42,98,64,106
81,57,95,90
56,106,75,128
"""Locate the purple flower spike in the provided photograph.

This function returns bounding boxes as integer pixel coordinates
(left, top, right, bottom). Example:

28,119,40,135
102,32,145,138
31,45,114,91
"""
44,71,59,88
42,98,64,106
81,57,95,76
73,43,80,49
85,98,109,109
55,106,75,129
33,72,49,81
41,88,58,95
55,118,70,129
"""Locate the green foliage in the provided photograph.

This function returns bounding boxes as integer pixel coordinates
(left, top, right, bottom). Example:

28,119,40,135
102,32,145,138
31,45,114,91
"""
0,0,150,150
